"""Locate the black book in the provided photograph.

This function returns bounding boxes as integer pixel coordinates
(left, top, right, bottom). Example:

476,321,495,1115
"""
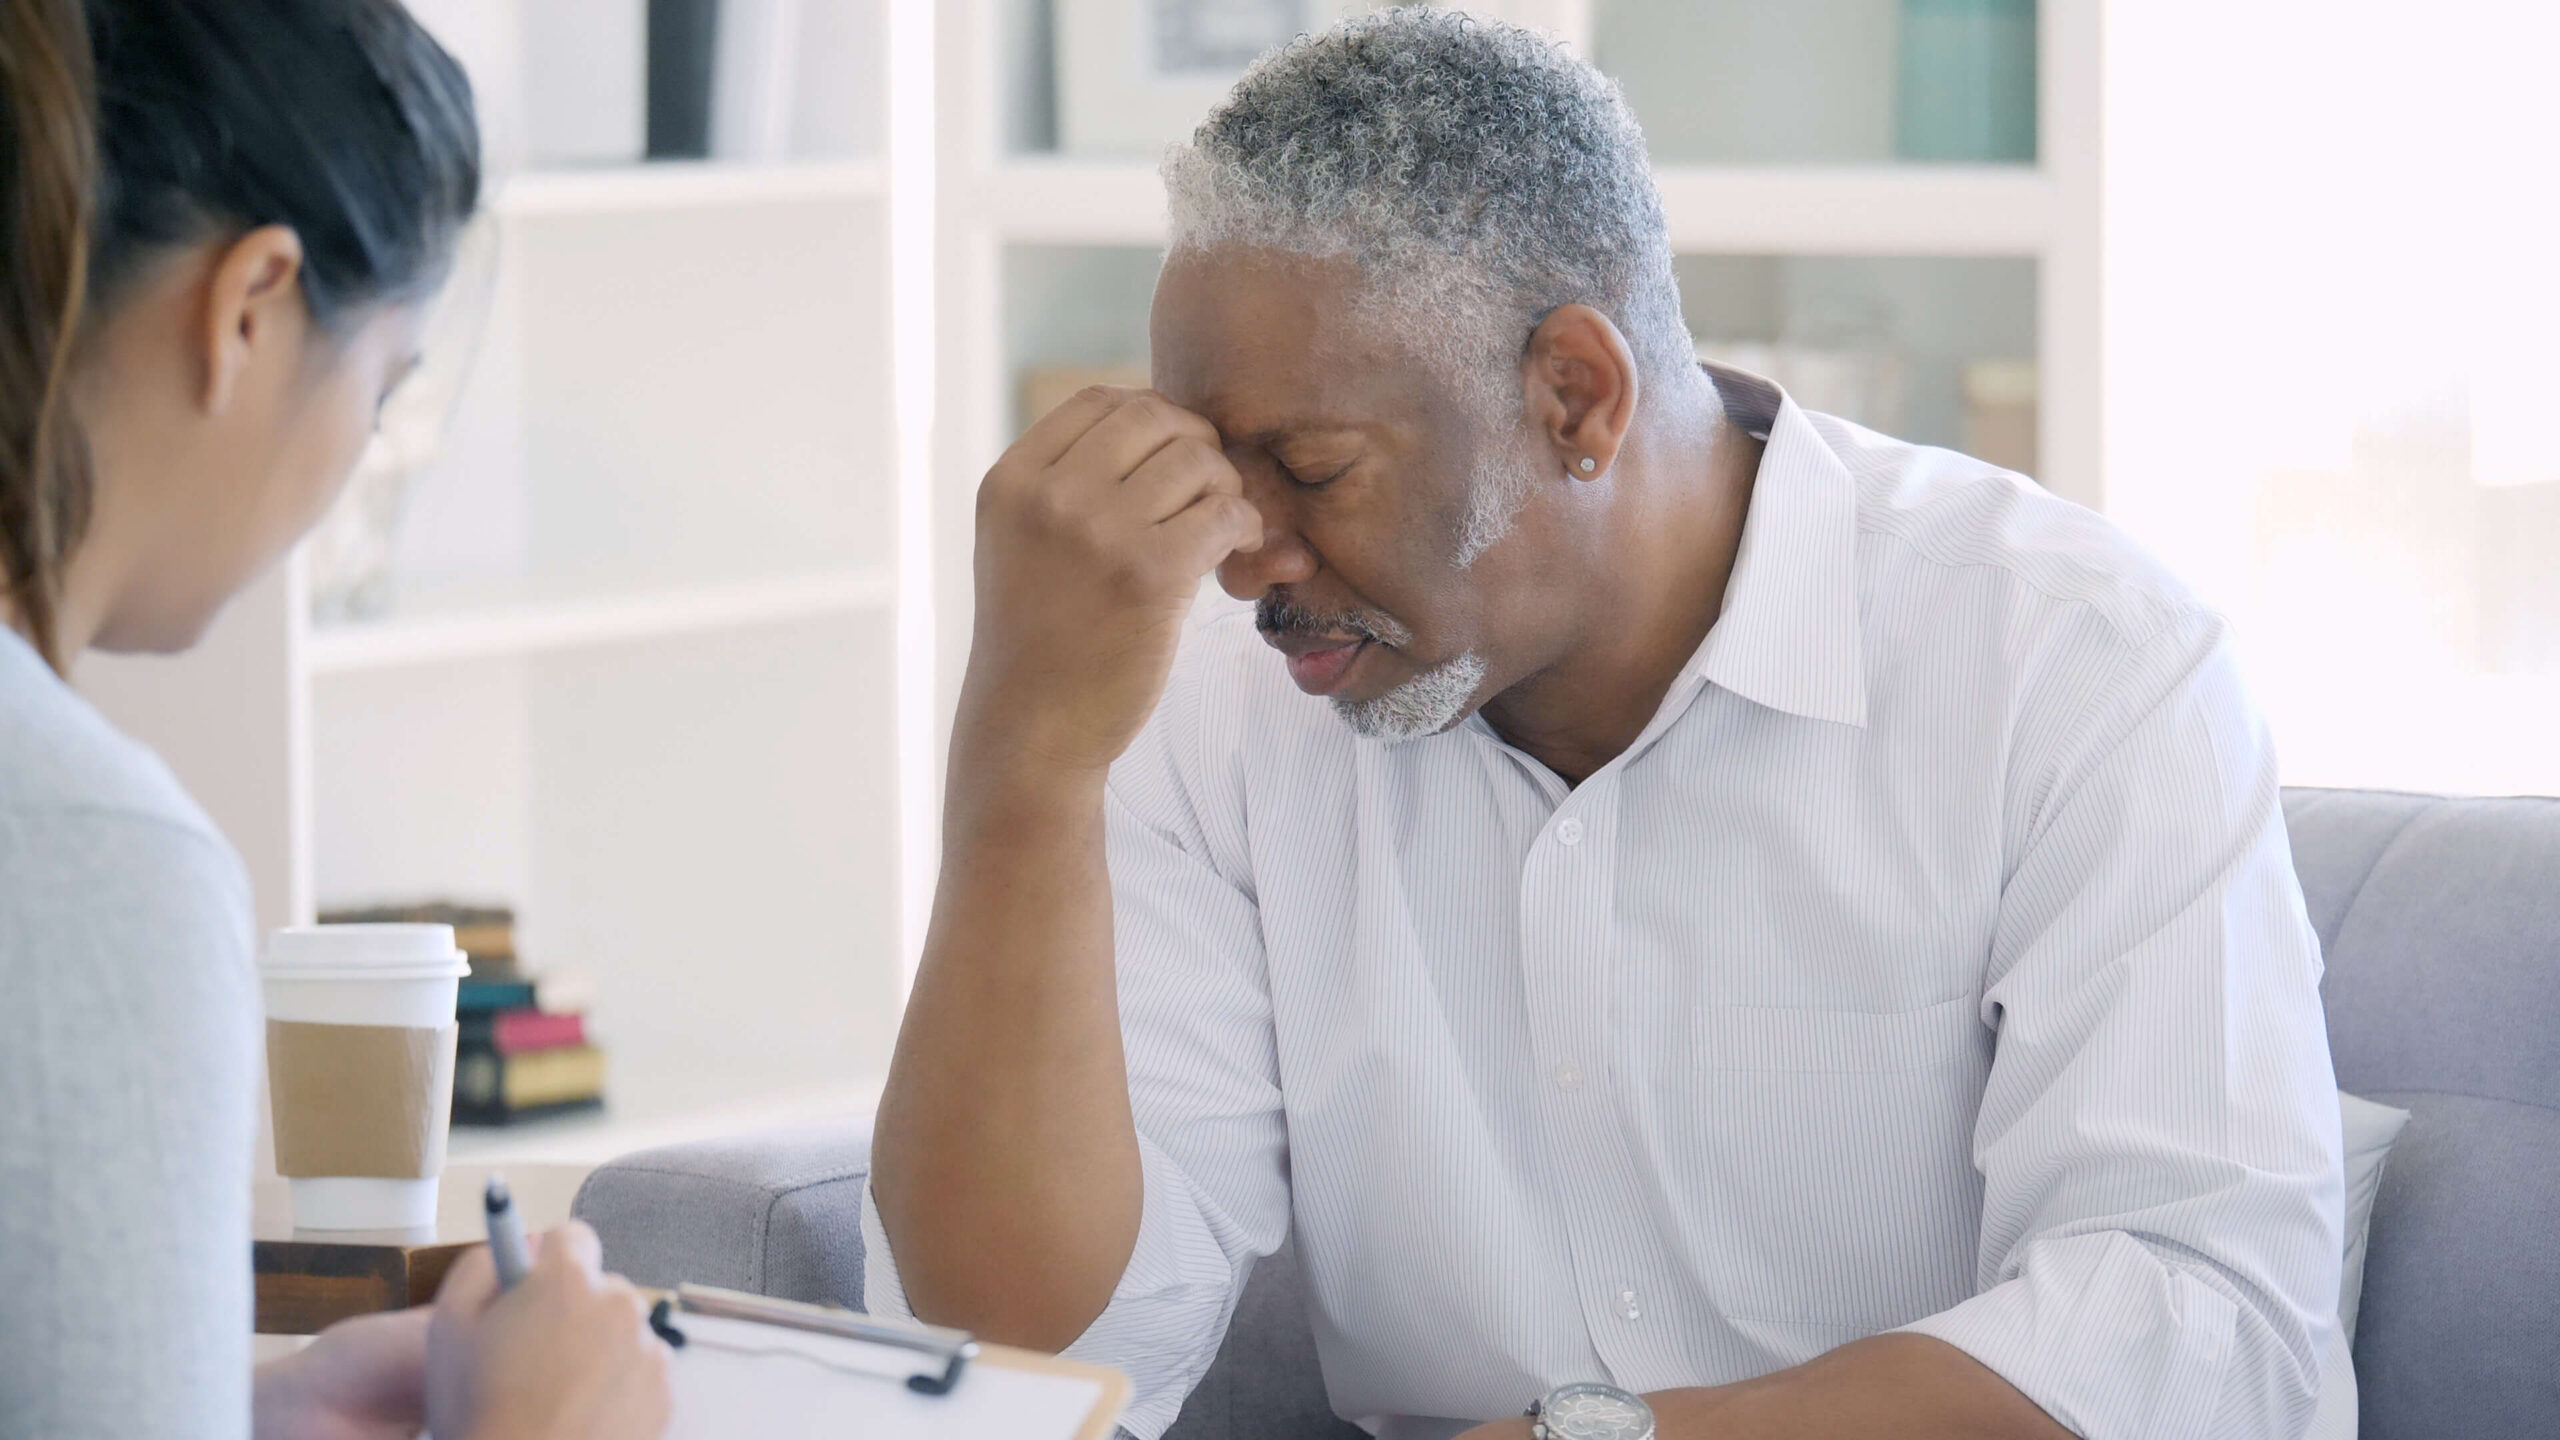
647,0,719,159
451,1094,605,1128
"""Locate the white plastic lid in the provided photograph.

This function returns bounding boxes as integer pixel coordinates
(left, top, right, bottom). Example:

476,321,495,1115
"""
262,923,469,978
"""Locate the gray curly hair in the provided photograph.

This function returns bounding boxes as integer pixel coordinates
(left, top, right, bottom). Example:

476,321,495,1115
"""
1163,7,1694,420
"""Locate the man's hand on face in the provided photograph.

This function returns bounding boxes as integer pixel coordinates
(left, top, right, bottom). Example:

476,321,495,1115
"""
959,387,1263,780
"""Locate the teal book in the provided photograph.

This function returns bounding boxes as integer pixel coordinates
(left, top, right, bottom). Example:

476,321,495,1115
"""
455,978,537,1015
1896,0,2038,163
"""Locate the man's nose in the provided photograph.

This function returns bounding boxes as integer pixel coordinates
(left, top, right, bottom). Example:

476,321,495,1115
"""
1217,466,1317,600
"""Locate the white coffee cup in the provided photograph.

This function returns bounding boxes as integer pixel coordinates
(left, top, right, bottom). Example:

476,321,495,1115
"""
261,924,469,1230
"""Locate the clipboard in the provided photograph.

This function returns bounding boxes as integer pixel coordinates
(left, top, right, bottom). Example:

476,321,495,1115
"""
647,1284,1130,1440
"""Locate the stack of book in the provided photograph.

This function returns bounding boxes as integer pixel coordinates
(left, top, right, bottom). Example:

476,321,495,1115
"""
320,902,608,1126
453,972,607,1126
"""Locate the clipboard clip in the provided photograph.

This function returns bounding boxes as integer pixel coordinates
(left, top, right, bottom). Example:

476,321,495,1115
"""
649,1282,982,1395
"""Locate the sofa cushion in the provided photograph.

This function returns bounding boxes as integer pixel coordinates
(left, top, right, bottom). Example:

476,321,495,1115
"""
2335,1092,2409,1344
2342,1090,2560,1438
2280,789,2435,958
2283,790,2560,1440
2305,1091,2413,1440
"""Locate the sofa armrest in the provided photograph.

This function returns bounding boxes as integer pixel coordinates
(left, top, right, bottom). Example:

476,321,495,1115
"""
572,1118,875,1308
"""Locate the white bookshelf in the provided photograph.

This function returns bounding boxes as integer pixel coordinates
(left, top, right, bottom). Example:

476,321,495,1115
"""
80,0,915,1171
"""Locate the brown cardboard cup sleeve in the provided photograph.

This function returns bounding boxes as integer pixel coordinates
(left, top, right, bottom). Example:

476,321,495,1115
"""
267,1020,457,1180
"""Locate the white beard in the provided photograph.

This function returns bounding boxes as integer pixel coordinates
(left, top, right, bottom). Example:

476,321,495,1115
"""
1332,650,1489,740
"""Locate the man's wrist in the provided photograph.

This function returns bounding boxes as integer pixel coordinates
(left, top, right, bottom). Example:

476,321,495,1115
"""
945,730,1111,829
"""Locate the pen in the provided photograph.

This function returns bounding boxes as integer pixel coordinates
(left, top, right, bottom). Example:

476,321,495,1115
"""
484,1175,533,1291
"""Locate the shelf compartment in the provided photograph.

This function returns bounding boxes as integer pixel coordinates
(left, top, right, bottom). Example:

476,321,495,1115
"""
311,613,905,1121
377,199,892,609
1594,0,2038,167
1679,254,2038,464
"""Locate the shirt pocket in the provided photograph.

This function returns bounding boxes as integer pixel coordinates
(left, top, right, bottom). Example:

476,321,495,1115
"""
1666,997,1991,1332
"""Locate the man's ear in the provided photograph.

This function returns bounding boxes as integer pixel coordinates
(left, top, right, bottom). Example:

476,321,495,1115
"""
1521,304,1640,482
198,225,307,415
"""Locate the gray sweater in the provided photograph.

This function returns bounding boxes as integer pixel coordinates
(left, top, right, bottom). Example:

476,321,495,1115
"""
0,625,258,1438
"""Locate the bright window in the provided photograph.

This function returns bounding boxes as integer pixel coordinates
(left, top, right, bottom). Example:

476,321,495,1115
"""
2102,1,2560,797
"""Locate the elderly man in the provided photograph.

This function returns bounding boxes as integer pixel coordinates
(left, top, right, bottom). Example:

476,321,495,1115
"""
870,12,2343,1440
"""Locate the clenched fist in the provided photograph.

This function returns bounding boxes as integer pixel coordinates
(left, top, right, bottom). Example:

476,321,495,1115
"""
957,387,1262,780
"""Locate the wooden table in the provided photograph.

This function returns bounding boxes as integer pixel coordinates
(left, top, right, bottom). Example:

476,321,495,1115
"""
253,1163,590,1335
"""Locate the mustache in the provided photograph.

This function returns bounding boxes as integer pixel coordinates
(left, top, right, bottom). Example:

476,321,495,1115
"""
1255,593,1411,648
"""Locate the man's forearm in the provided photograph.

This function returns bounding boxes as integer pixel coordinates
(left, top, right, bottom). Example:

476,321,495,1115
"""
869,752,1143,1352
1467,1334,2073,1440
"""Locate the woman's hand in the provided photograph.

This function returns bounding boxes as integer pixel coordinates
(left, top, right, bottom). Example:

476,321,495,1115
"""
253,1306,436,1440
425,1220,673,1440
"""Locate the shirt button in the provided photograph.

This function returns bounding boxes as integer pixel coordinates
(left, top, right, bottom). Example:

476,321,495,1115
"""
1553,1063,1584,1091
1618,1288,1642,1320
1556,818,1585,846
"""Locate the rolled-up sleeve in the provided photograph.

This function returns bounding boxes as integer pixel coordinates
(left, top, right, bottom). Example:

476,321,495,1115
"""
864,672,1289,1438
1897,607,2345,1440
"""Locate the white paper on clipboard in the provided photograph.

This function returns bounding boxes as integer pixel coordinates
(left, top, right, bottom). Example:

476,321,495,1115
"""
657,1295,1128,1440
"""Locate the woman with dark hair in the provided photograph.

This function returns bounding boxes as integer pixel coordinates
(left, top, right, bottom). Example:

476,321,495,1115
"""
0,1,669,1436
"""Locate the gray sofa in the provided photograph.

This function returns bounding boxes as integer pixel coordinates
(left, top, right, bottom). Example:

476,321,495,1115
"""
575,788,2560,1439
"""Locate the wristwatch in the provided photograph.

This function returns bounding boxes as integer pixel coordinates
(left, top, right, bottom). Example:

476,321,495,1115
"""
1526,1381,1656,1440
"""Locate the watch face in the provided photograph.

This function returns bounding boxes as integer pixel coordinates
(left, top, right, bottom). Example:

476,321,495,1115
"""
1540,1382,1655,1440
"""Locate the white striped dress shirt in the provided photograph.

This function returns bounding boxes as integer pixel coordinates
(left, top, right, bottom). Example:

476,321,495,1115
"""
864,381,2347,1440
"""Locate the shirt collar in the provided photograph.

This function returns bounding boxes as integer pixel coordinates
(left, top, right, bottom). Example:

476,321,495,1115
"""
1687,364,1871,729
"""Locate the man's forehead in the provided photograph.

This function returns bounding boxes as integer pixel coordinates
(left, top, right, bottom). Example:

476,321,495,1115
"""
1163,371,1407,451
1151,247,1434,437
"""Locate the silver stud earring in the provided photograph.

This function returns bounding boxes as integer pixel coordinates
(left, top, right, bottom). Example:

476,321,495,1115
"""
1577,456,1597,473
